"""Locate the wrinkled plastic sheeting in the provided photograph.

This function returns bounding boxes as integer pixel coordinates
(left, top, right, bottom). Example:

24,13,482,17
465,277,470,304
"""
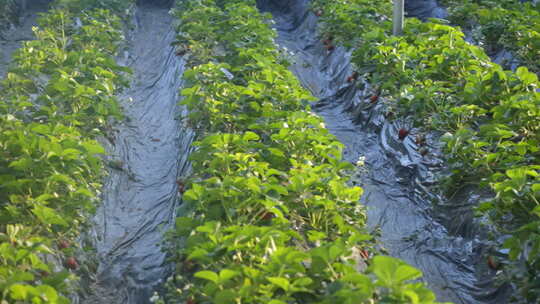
82,3,193,304
257,0,512,303
405,0,448,20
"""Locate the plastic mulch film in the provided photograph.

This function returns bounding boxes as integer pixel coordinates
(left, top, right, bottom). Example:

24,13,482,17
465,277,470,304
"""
256,0,512,303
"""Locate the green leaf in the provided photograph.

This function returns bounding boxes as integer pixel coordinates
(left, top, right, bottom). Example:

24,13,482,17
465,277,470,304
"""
31,124,50,135
35,194,53,203
506,168,527,187
218,269,238,283
187,248,209,260
267,277,290,291
32,205,68,226
10,284,30,300
404,289,420,304
307,230,326,242
195,270,219,283
9,158,32,171
11,271,34,282
36,285,58,302
75,188,93,197
532,206,540,218
395,264,422,283
268,148,285,157
341,273,372,285
42,270,70,287
293,277,313,287
82,141,106,154
329,244,343,261
214,289,236,304
175,217,194,236
52,78,70,92
516,66,538,85
371,256,399,286
61,148,81,157
243,131,259,141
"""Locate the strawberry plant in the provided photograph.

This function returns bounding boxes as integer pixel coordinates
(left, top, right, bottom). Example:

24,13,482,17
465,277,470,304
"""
310,0,540,301
441,0,540,74
0,0,133,302
159,0,445,303
311,0,393,48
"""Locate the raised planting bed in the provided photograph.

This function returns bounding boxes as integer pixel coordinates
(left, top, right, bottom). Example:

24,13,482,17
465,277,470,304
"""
156,0,445,303
0,0,133,302
311,0,540,301
441,0,540,74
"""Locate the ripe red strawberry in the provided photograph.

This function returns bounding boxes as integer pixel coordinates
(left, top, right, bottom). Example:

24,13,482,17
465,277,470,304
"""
347,72,359,83
176,180,185,194
326,45,335,52
186,298,196,304
398,128,409,140
58,239,70,250
369,95,378,103
487,256,499,270
65,257,79,270
261,212,273,220
359,249,369,260
38,270,50,277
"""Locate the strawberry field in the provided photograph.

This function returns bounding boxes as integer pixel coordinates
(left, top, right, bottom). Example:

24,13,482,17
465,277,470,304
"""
1,0,538,303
